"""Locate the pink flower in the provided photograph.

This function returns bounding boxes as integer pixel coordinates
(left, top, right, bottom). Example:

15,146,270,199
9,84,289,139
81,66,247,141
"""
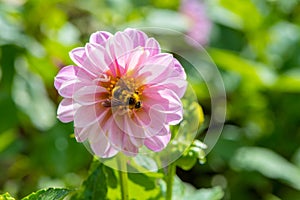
54,28,187,158
180,0,212,47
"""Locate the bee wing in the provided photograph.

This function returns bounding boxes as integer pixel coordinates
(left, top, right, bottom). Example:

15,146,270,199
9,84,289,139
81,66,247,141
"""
101,98,125,107
116,78,130,90
111,98,125,107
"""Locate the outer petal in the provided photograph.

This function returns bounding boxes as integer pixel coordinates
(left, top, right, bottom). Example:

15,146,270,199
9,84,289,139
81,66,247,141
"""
102,146,119,158
73,85,107,105
111,105,166,139
165,59,187,98
125,28,160,56
75,119,103,142
54,66,75,90
132,105,167,138
69,48,97,75
144,126,171,152
69,46,108,75
158,74,187,99
124,28,148,48
74,127,88,142
145,37,161,56
57,98,77,123
121,134,139,156
74,104,108,128
89,31,112,46
88,124,118,158
173,58,187,80
143,87,183,125
68,48,86,69
54,65,92,90
85,43,110,73
58,79,80,98
143,58,187,98
107,121,139,156
135,53,173,84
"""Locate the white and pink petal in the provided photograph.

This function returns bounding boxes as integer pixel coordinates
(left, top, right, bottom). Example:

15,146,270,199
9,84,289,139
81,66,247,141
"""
89,31,112,46
144,132,171,152
135,53,173,84
73,85,107,105
57,98,77,123
145,37,161,56
143,87,183,125
89,129,118,158
74,104,108,128
124,28,148,48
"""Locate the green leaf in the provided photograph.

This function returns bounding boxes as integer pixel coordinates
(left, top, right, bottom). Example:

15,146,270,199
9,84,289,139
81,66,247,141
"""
169,176,224,200
183,186,224,200
106,166,163,200
231,147,300,190
72,159,107,200
272,70,300,92
0,93,17,134
219,0,263,31
171,176,185,200
0,45,18,92
103,166,118,189
21,188,71,200
208,48,277,87
128,172,156,191
12,57,56,130
132,154,159,172
0,193,15,200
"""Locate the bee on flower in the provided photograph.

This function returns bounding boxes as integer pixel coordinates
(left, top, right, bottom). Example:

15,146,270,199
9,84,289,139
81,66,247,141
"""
54,28,187,158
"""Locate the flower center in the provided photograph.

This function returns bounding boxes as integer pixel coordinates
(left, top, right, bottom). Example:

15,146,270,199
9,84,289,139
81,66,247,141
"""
99,73,143,111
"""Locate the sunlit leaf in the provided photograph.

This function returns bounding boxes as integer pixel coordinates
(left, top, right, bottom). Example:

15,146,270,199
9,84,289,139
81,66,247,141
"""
183,185,224,200
106,165,163,199
0,192,15,200
21,188,71,200
208,48,277,86
272,69,300,92
231,147,300,190
170,176,224,200
207,2,243,30
219,0,263,31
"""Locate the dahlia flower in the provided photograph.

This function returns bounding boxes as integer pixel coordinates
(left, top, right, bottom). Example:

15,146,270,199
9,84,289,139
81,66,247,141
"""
180,0,212,46
54,28,187,158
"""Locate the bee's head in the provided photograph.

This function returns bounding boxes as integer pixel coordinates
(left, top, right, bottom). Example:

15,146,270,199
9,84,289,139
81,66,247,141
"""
128,92,142,109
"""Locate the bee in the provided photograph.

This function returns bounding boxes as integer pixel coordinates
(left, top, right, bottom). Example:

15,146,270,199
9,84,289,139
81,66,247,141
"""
102,79,142,109
128,92,142,109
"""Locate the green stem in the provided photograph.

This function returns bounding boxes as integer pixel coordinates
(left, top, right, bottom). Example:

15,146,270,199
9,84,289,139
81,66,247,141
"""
118,154,129,200
166,163,176,200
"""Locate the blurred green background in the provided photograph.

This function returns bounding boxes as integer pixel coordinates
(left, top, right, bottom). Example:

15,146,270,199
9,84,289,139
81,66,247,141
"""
1,0,300,199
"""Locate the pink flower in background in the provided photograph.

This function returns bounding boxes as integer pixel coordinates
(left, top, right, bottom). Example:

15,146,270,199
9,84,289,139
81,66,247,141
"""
180,0,212,47
54,28,187,158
